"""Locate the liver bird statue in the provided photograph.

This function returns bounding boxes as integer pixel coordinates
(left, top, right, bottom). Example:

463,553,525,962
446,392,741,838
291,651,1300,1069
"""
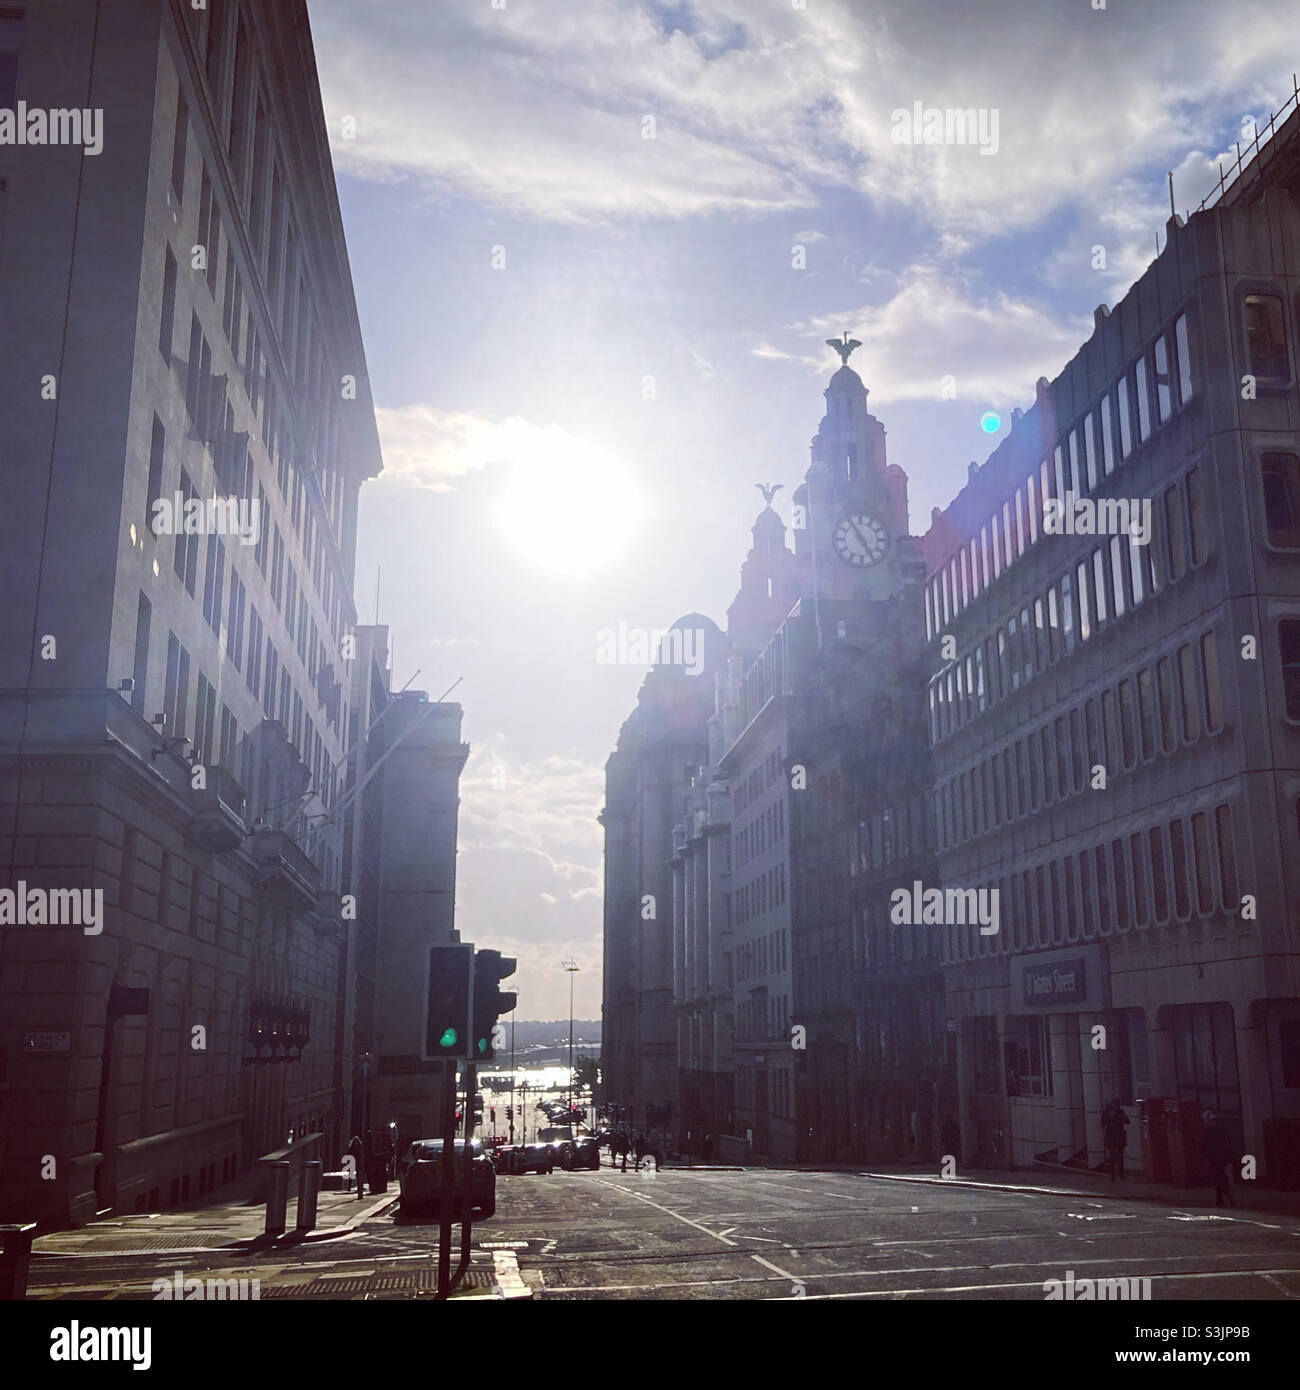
826,331,862,366
755,483,783,506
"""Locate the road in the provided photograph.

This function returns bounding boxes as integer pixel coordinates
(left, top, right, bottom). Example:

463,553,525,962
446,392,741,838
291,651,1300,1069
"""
25,1162,1300,1302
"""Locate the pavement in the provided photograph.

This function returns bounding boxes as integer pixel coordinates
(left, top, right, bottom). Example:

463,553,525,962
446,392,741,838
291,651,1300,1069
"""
21,1154,1300,1302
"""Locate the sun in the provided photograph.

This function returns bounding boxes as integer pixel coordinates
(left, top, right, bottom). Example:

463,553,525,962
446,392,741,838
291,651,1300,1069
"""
493,429,641,575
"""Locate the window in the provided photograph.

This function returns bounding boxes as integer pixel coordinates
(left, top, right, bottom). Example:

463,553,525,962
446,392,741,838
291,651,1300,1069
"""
1215,805,1238,912
1109,535,1127,618
1164,484,1186,581
1156,656,1176,753
1054,445,1067,503
131,594,151,714
1112,840,1130,931
1070,707,1086,791
1170,1003,1240,1115
0,11,22,108
1148,826,1169,921
1280,620,1300,721
1128,530,1145,606
1068,431,1081,495
1061,571,1075,653
160,247,177,364
1175,313,1194,403
173,469,200,595
1085,698,1102,771
164,633,190,742
146,416,165,533
1186,467,1209,565
1027,475,1039,544
1134,359,1152,441
1200,631,1222,732
1261,453,1300,548
1092,548,1108,625
1191,812,1214,916
1084,413,1097,491
1008,1016,1052,1098
1040,725,1055,803
1055,715,1070,797
1153,334,1174,423
1047,586,1061,662
1130,831,1149,926
1243,292,1289,385
1119,678,1137,768
1101,394,1115,474
1076,562,1091,641
1169,818,1190,919
1137,668,1155,761
1117,377,1133,457
1101,687,1119,769
1177,643,1201,741
1034,598,1048,670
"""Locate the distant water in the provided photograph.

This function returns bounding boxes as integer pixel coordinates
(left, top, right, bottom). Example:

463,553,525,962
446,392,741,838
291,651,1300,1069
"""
477,1065,587,1093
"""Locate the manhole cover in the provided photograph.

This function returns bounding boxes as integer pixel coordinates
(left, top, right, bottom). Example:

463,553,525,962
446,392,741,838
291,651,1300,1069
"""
304,1268,496,1297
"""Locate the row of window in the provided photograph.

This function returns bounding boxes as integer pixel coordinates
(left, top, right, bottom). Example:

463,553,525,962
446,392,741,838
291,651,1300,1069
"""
735,992,790,1045
943,802,1241,963
736,926,788,983
936,631,1223,851
926,314,1196,640
731,860,787,928
735,796,786,868
849,798,931,877
735,746,786,815
929,466,1211,742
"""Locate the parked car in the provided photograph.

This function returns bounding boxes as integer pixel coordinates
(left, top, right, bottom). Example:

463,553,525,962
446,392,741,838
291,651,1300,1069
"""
506,1142,555,1174
398,1138,495,1218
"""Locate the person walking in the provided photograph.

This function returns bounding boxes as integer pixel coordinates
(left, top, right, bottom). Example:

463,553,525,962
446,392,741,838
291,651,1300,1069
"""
633,1132,647,1171
346,1134,365,1197
615,1131,629,1172
1200,1110,1236,1207
1101,1098,1129,1182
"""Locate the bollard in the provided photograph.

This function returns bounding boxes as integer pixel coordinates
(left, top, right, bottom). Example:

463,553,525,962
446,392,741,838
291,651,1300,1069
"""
0,1224,37,1301
264,1161,291,1237
295,1160,322,1233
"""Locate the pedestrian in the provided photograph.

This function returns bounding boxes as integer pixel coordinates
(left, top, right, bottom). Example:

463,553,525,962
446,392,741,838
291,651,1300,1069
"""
1200,1110,1235,1208
940,1113,961,1167
633,1132,646,1171
702,1132,713,1162
1101,1098,1128,1182
346,1134,365,1195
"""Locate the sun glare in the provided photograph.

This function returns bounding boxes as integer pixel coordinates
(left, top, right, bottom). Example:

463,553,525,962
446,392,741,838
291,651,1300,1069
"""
493,432,641,575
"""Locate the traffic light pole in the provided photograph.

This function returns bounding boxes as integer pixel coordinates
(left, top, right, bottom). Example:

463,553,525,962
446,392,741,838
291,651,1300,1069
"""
435,1060,457,1298
454,1061,476,1291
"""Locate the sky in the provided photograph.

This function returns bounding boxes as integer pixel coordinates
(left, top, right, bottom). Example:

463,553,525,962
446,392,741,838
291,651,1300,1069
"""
305,0,1298,1019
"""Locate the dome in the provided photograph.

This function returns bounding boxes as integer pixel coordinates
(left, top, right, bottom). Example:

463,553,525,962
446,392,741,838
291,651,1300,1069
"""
753,506,785,540
827,364,867,395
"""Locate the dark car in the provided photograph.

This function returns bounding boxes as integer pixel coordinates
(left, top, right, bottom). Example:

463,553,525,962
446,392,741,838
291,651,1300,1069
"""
513,1143,555,1175
563,1136,601,1171
399,1138,495,1218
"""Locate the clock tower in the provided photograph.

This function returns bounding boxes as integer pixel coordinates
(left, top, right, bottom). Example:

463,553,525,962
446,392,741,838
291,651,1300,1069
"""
791,334,910,606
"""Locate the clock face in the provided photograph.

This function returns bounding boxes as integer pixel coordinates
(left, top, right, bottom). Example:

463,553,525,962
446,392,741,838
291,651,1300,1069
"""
833,514,889,567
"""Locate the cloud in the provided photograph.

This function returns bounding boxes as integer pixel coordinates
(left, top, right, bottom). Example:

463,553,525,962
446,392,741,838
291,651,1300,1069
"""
792,228,827,243
773,262,1089,408
313,0,1300,243
373,406,608,494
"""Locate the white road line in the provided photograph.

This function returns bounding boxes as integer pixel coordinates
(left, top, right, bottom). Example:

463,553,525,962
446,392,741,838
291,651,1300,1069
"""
737,1235,780,1243
750,1255,798,1281
789,1266,1300,1300
580,1177,739,1246
717,1227,738,1238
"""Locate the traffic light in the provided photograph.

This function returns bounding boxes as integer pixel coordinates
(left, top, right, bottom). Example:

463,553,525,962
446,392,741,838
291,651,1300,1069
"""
471,949,517,1061
425,944,473,1060
490,1108,497,1124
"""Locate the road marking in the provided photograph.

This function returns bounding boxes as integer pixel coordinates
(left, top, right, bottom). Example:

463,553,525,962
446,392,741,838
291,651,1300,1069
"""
1259,1273,1295,1297
717,1227,738,1238
788,1266,1300,1300
751,1255,797,1280
579,1177,739,1246
736,1234,780,1243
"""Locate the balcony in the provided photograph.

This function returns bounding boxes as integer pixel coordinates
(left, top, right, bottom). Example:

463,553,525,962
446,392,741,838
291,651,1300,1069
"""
246,828,320,910
186,764,248,853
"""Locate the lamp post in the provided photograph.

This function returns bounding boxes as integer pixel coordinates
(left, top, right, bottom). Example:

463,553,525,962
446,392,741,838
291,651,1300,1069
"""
357,1052,373,1200
562,961,579,1115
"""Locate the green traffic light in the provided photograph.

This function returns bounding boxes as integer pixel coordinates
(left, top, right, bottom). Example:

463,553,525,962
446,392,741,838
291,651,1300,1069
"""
439,1027,458,1048
477,1036,488,1054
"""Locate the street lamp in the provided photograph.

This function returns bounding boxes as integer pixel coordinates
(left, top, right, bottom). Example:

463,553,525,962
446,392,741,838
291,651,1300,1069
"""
562,961,579,1115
